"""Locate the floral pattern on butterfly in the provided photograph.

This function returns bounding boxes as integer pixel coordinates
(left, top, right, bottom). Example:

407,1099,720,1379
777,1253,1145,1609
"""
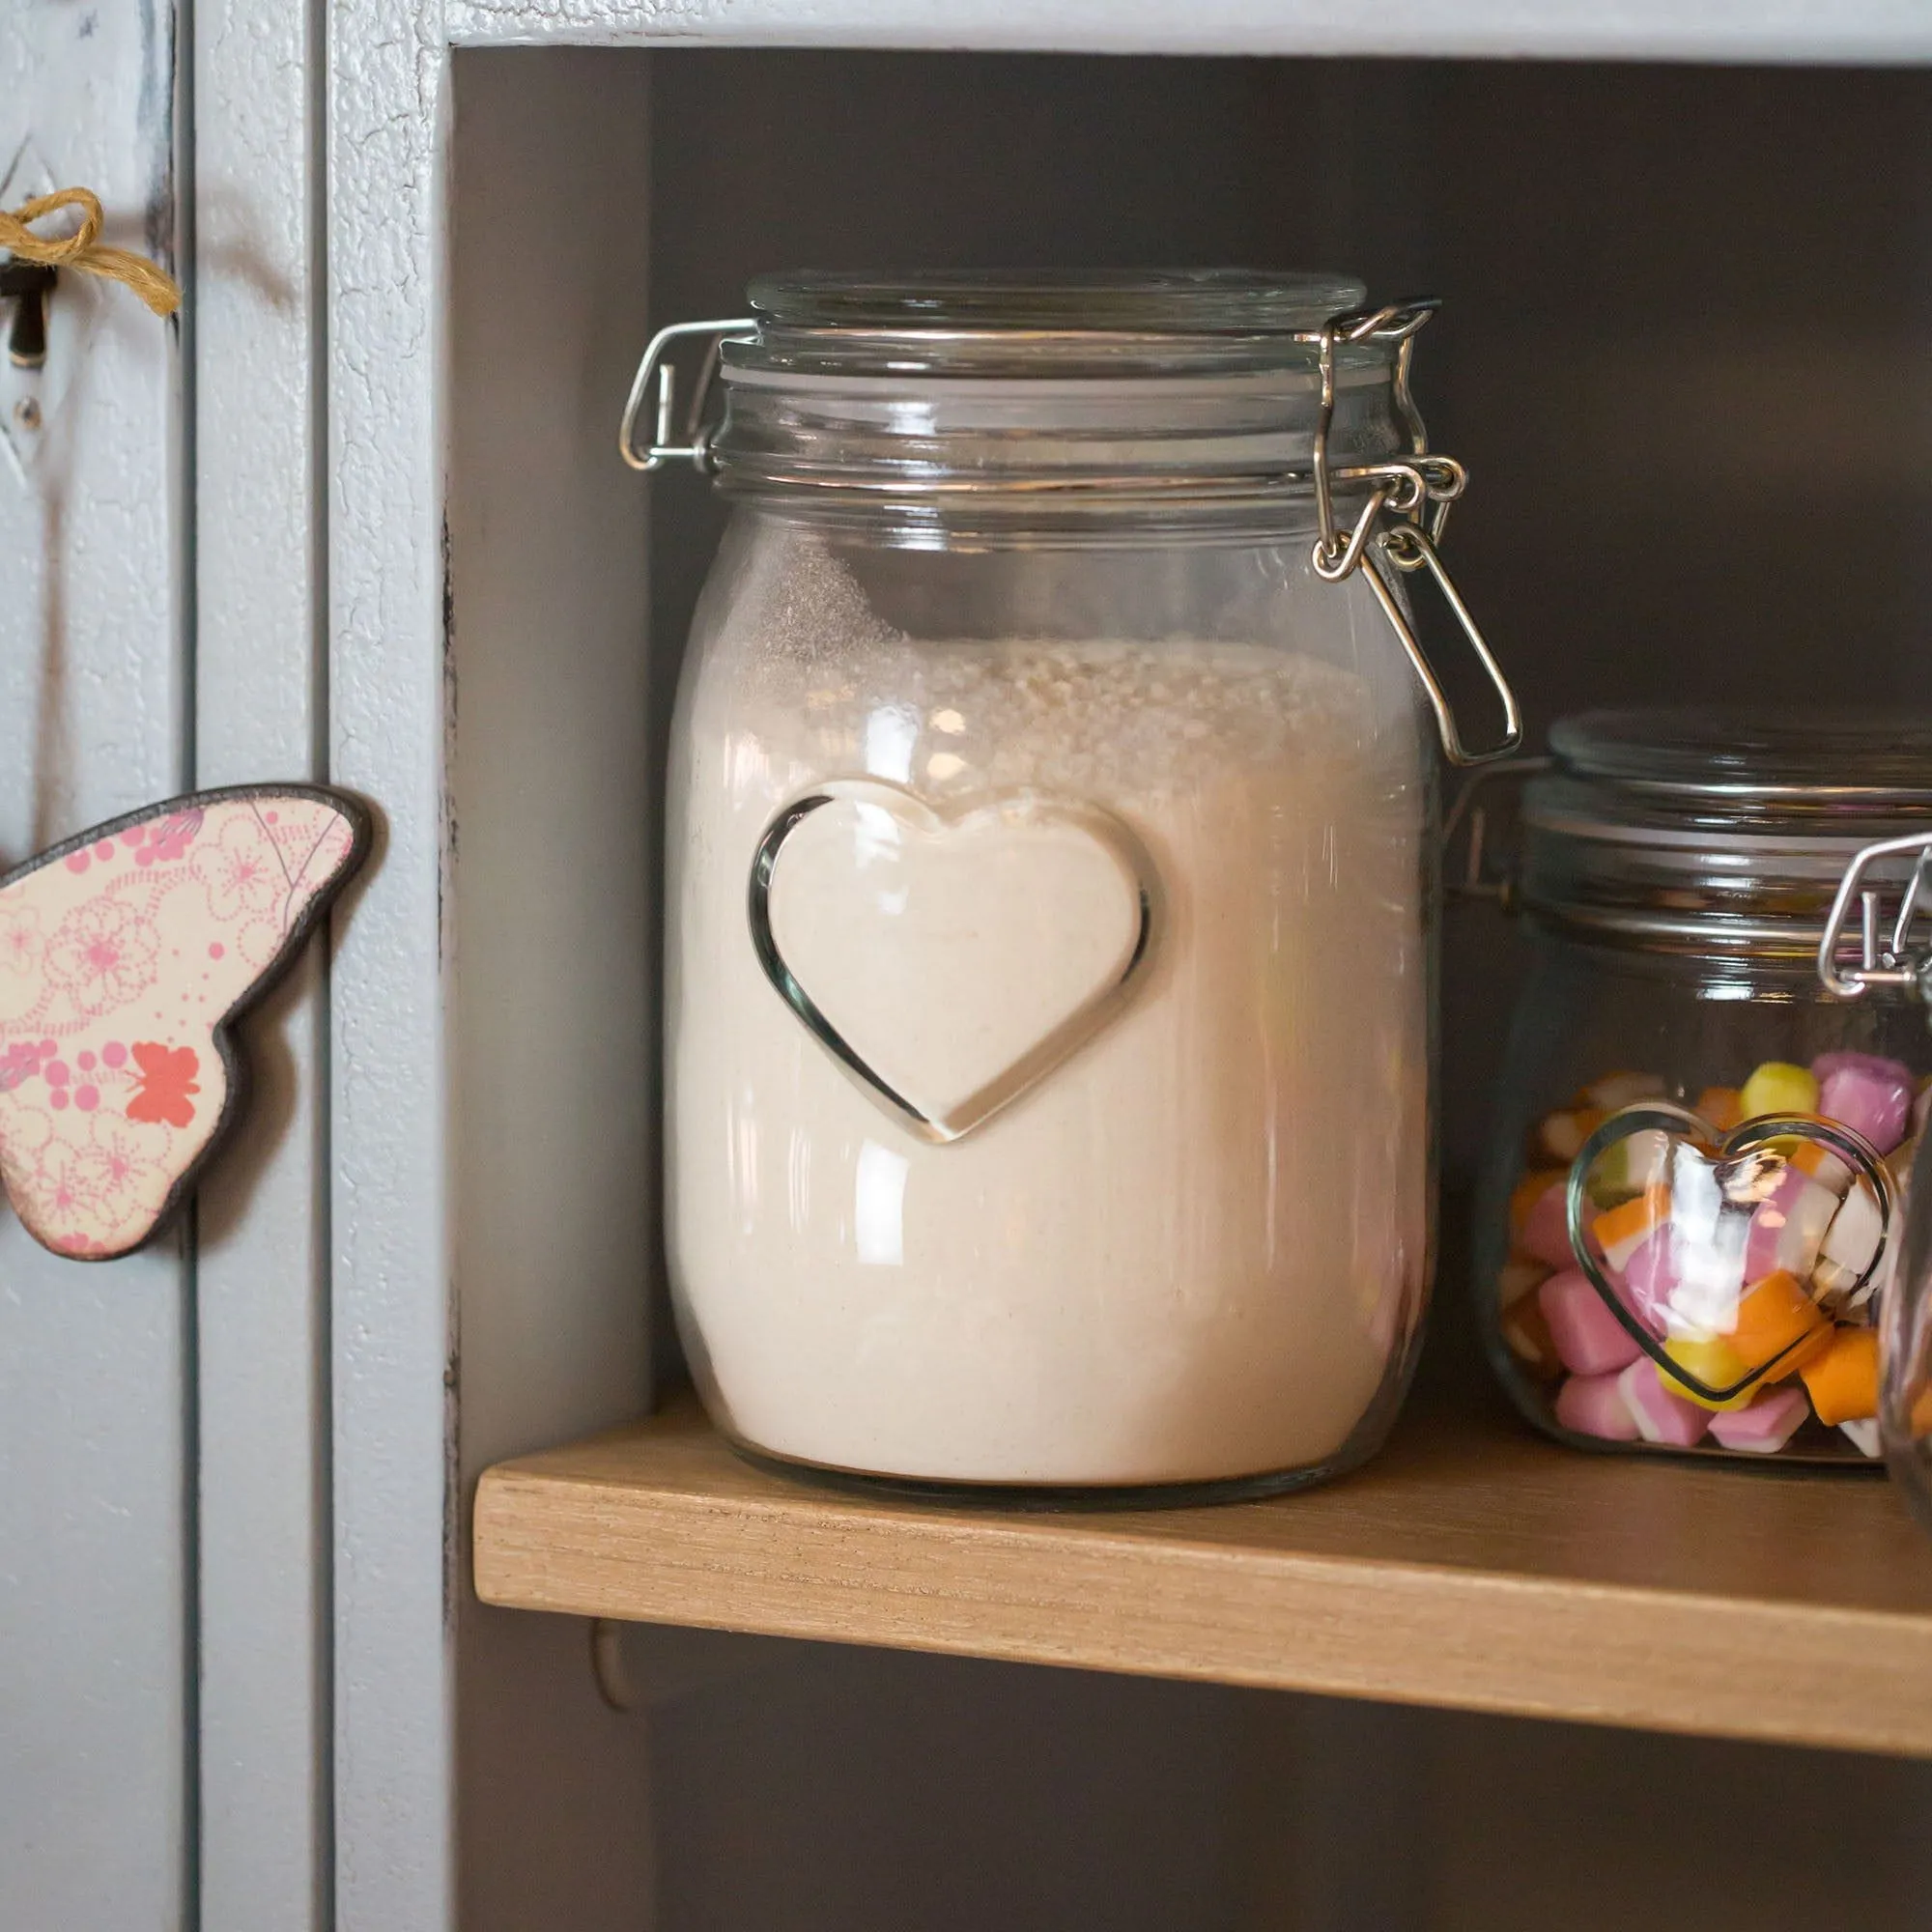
0,786,369,1258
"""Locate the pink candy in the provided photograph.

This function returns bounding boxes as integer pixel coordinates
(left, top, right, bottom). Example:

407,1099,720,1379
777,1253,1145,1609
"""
1554,1371,1639,1441
1616,1357,1711,1447
1813,1051,1914,1155
1618,1227,1681,1334
1539,1268,1641,1376
1708,1385,1809,1455
1618,1216,1747,1340
1519,1179,1595,1271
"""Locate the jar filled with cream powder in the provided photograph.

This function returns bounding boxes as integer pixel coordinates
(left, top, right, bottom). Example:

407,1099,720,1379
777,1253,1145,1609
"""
625,271,1520,1497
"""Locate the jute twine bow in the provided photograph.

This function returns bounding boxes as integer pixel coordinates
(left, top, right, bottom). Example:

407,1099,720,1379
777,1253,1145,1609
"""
0,187,181,318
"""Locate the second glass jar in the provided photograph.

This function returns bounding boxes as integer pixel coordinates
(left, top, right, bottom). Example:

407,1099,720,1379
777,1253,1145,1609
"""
1475,713,1932,1463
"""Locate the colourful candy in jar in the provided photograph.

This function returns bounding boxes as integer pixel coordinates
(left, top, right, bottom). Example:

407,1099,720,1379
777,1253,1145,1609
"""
1535,1107,1605,1165
1509,1169,1560,1236
1554,1370,1639,1441
1539,1268,1641,1378
1616,1355,1711,1446
1812,1051,1914,1155
1814,1180,1883,1306
1499,1290,1560,1378
1743,1167,1840,1283
1739,1060,1820,1121
1585,1126,1672,1208
1592,1185,1671,1274
1507,1050,1924,1461
1577,1071,1666,1112
1496,1258,1549,1310
1659,1335,1757,1413
1693,1086,1744,1132
1799,1327,1880,1427
1518,1175,1597,1272
1708,1385,1810,1455
1725,1268,1832,1378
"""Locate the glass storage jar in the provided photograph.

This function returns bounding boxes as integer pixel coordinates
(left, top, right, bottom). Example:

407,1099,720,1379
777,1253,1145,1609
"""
1818,827,1932,1519
1473,711,1932,1465
632,270,1519,1497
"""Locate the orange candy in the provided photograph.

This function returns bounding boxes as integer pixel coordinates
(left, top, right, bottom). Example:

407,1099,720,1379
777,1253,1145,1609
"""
1726,1270,1833,1378
1591,1184,1671,1270
1693,1086,1744,1132
1800,1327,1880,1427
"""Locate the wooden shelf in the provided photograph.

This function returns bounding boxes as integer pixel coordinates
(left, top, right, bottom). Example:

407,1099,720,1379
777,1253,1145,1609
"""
473,1390,1932,1757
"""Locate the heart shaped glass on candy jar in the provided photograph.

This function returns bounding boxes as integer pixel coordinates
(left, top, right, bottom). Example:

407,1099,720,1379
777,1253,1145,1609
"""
749,779,1160,1144
1565,1105,1896,1406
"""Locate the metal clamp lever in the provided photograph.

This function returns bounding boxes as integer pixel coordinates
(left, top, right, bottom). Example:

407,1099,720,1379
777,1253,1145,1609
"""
1819,831,1932,1001
1303,301,1522,768
1362,523,1523,769
1441,756,1552,903
618,317,755,473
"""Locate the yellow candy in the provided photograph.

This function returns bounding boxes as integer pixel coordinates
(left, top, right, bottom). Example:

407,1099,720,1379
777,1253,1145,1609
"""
1739,1061,1820,1122
1660,1336,1757,1412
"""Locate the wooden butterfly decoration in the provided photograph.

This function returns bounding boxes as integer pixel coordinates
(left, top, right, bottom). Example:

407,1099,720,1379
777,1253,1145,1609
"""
0,783,368,1259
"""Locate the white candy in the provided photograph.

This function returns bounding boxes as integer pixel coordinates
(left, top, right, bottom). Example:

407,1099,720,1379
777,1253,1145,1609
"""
1840,1417,1883,1459
1581,1071,1667,1112
1587,1126,1672,1206
1743,1169,1838,1284
1814,1183,1883,1308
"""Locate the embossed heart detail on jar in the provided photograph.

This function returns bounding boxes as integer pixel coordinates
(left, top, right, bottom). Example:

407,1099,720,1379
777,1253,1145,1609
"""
1566,1103,1896,1406
749,780,1160,1143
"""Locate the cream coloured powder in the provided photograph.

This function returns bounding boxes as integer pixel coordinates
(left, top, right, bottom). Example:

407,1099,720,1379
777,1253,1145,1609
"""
667,548,1431,1486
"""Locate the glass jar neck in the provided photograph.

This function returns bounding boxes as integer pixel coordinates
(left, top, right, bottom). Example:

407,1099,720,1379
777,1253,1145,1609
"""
708,344,1407,543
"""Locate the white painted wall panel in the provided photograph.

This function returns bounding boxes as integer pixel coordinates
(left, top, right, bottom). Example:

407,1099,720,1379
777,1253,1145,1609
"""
194,0,333,1923
327,1,456,1925
0,5,190,1930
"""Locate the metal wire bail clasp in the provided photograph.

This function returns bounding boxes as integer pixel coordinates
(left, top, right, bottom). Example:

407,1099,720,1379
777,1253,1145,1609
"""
1303,301,1522,768
1819,831,1932,1003
618,318,756,472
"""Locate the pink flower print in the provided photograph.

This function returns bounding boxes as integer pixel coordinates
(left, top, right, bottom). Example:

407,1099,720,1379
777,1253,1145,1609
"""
0,1037,50,1092
72,1115,171,1231
193,815,285,923
0,904,43,978
45,896,161,1018
26,1137,107,1239
134,810,204,869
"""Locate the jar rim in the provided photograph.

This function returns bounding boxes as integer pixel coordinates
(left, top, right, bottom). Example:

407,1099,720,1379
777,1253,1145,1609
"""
706,269,1414,519
745,268,1369,336
1549,707,1932,809
1517,707,1932,960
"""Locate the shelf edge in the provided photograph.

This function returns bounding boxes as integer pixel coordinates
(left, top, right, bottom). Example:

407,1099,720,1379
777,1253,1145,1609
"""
473,1462,1932,1757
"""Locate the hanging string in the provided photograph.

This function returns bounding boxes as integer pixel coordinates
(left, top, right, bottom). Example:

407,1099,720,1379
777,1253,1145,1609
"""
0,187,181,319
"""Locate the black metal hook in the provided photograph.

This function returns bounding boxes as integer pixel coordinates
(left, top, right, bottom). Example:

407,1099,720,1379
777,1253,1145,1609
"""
0,260,57,369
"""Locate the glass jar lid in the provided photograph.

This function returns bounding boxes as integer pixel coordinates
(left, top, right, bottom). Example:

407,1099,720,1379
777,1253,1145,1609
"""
692,269,1413,522
1519,708,1932,962
731,269,1371,375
